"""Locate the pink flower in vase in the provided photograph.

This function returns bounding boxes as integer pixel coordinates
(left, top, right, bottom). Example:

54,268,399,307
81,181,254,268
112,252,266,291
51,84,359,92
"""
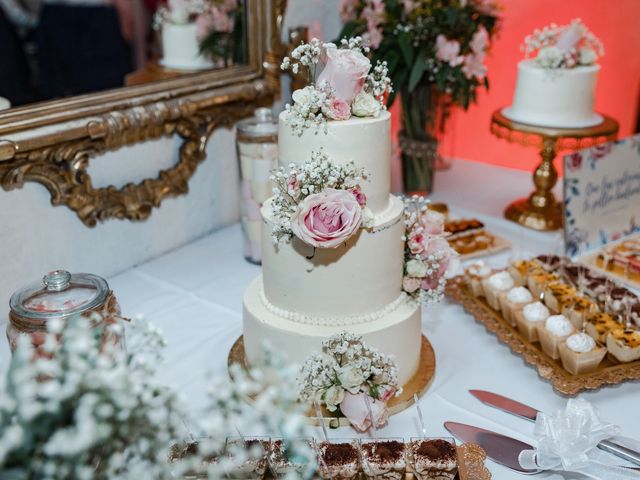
403,276,421,293
291,188,363,248
462,53,487,79
349,187,367,207
339,0,359,21
316,45,371,103
339,391,388,432
323,97,352,121
402,0,416,13
435,35,464,67
366,27,383,49
469,26,489,55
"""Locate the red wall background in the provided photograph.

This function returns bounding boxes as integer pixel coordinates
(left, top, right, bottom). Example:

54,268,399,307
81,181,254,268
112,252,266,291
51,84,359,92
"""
392,0,640,174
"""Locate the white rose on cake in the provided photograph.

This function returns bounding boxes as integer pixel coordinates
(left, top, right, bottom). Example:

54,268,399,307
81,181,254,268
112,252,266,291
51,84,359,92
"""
578,46,597,65
351,91,382,117
406,259,428,278
292,86,321,113
338,364,366,393
324,385,345,412
536,46,563,68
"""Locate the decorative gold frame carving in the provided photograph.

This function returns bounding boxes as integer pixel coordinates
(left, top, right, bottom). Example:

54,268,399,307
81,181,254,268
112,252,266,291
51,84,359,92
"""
0,0,287,227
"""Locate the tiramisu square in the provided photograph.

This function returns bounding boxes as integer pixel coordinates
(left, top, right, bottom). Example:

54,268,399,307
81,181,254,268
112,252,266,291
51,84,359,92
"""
225,437,268,479
316,441,360,479
360,439,407,479
408,438,458,480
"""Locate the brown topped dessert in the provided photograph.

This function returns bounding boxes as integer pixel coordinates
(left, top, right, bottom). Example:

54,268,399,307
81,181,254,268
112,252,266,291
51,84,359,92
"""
360,439,407,479
606,328,640,363
316,441,360,479
409,438,458,480
226,438,269,479
535,254,564,271
544,281,577,312
268,439,309,477
561,296,597,329
585,312,623,343
445,218,484,239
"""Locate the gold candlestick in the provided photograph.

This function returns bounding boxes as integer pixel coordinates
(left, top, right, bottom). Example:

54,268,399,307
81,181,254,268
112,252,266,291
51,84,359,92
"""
490,109,619,231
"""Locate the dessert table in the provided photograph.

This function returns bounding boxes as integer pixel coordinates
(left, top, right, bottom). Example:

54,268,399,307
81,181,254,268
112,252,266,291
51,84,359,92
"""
1,160,638,479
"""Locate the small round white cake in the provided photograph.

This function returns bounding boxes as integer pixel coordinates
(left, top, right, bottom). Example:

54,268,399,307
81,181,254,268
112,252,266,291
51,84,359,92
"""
160,23,214,70
504,60,602,128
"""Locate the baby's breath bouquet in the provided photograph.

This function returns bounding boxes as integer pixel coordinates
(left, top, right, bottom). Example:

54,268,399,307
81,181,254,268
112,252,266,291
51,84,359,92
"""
297,331,400,432
269,150,373,249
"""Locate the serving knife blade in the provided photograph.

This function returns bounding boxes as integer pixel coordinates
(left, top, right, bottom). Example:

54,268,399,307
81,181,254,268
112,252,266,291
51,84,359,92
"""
444,421,539,474
470,389,640,467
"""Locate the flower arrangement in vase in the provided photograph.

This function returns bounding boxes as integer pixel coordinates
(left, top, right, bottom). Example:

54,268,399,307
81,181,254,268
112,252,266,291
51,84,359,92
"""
280,36,392,136
154,0,244,70
338,0,501,194
297,331,400,432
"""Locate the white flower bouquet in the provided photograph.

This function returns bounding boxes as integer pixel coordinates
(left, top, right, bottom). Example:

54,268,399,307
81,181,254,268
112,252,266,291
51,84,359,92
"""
402,195,458,303
297,332,400,432
269,150,373,248
281,37,392,136
523,19,604,69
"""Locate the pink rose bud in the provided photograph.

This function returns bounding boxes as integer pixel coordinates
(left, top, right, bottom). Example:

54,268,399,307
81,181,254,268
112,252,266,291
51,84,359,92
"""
291,188,362,248
407,231,425,255
339,392,388,432
323,97,352,121
349,187,367,207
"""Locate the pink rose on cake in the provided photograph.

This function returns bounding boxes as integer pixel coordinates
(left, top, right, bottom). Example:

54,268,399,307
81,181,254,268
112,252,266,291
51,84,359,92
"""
420,210,446,235
316,46,370,103
322,97,352,121
291,188,362,248
348,187,367,207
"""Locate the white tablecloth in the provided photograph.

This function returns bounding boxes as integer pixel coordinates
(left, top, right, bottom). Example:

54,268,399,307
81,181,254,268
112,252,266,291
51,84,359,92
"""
1,160,638,479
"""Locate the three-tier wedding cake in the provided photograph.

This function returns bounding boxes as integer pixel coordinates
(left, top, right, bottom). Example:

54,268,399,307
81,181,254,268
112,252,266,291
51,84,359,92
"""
242,38,428,386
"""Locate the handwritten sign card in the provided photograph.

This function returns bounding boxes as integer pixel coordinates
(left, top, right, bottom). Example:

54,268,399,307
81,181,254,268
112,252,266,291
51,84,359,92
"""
563,133,640,257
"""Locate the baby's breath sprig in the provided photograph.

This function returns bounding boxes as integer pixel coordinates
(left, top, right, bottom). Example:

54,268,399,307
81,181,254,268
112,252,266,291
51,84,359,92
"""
365,60,393,104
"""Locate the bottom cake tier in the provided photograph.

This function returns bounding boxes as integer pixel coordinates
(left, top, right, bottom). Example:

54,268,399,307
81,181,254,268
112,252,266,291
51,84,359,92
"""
243,276,422,386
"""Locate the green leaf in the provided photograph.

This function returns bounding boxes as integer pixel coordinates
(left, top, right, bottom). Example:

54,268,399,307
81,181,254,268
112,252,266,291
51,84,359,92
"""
385,50,401,75
408,50,427,92
398,32,413,66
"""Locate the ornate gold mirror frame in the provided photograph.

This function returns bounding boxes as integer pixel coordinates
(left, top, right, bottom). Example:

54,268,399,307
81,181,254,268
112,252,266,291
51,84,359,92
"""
0,0,287,227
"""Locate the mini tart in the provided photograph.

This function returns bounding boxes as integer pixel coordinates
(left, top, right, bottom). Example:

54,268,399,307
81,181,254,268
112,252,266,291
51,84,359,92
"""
508,259,540,286
544,282,577,313
464,263,493,298
585,311,623,344
408,439,458,480
515,301,550,342
558,333,606,375
536,315,575,360
482,271,515,311
499,287,534,326
606,329,640,363
561,296,597,329
527,271,559,300
316,441,360,479
360,440,407,479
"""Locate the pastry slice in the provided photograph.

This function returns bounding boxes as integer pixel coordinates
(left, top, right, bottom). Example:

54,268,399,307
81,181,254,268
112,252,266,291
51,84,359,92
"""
544,281,577,313
499,286,534,326
515,301,550,342
558,332,606,375
408,438,458,480
606,329,640,363
536,314,575,360
508,259,540,286
561,296,597,329
585,312,623,344
465,261,493,298
527,270,559,300
482,271,514,310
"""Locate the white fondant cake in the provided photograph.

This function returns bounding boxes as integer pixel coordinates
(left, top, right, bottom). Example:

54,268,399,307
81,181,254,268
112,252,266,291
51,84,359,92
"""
160,23,214,70
504,60,601,129
242,111,422,386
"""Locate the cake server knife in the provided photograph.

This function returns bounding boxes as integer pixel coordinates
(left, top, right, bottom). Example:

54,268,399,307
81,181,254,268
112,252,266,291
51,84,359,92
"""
470,389,640,467
443,421,540,474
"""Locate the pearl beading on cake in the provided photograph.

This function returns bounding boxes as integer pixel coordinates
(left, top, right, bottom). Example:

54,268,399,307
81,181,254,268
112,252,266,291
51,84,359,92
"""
259,289,412,326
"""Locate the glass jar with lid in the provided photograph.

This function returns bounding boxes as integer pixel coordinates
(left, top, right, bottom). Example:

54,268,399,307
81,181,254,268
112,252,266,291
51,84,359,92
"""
7,270,125,355
236,107,278,264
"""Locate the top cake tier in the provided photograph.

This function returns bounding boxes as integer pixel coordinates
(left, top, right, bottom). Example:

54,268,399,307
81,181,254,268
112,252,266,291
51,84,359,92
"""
278,110,391,215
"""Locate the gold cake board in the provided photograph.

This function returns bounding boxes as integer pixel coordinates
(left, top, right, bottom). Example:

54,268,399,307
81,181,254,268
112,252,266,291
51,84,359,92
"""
227,334,436,427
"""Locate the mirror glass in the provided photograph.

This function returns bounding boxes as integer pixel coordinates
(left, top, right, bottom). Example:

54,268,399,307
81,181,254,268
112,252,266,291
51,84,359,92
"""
0,0,248,109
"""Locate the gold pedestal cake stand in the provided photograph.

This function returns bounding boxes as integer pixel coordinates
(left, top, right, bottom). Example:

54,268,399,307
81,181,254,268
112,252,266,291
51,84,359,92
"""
228,335,436,427
490,110,618,231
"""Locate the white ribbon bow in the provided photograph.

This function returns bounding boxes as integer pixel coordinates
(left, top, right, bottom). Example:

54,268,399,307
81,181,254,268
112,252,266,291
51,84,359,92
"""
519,398,640,479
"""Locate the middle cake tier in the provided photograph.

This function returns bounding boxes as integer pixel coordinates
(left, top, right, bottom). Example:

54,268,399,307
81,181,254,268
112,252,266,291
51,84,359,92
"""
261,194,405,318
